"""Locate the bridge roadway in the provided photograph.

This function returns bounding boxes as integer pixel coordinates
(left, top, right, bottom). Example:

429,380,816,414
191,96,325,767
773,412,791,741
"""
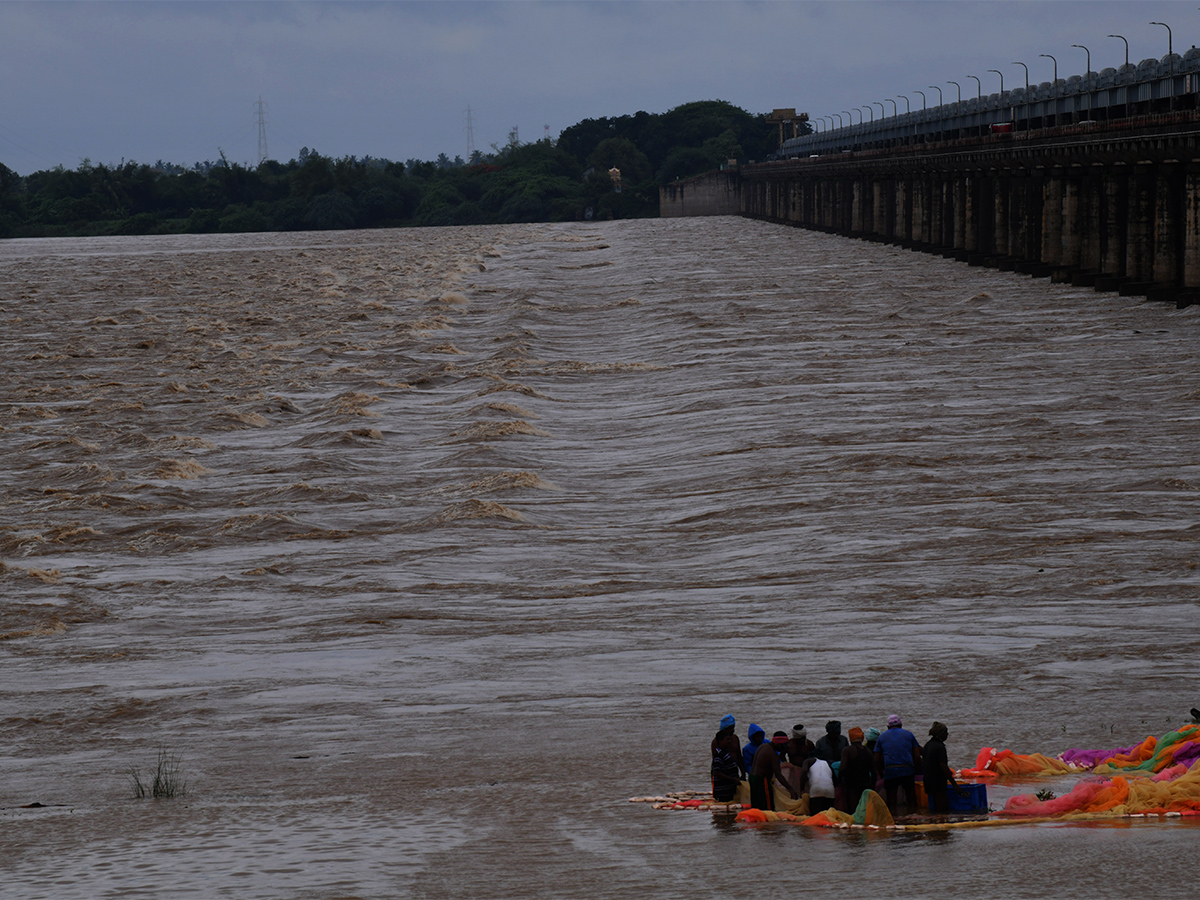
740,112,1200,307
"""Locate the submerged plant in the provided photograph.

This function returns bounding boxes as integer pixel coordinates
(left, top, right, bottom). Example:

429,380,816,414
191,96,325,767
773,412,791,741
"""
129,749,189,799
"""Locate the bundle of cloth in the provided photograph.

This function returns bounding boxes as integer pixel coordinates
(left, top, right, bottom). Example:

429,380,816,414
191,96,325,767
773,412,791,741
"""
965,723,1200,778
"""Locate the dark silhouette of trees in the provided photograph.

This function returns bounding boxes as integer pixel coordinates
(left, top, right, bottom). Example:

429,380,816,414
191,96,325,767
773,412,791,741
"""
0,100,779,237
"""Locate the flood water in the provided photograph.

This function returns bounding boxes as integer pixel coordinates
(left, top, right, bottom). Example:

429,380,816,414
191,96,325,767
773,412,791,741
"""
1,216,1198,898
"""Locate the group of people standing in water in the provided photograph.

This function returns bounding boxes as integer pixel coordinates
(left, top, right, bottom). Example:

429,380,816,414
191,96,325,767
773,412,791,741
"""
711,713,963,814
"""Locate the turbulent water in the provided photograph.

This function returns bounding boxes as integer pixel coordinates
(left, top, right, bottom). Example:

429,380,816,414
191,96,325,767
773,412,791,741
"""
1,217,1198,899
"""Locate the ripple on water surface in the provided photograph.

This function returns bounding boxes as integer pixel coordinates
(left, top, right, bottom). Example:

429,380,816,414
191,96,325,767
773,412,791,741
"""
2,220,1199,898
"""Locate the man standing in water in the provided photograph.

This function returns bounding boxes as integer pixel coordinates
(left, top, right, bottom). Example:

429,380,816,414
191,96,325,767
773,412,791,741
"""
749,732,799,810
923,721,961,813
874,714,922,814
742,724,767,775
711,714,742,776
839,726,876,813
711,731,742,802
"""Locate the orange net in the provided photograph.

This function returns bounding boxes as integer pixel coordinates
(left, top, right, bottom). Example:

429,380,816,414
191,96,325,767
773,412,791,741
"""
1002,759,1200,817
970,724,1200,778
965,747,1075,777
854,789,894,827
801,808,854,827
1093,725,1200,775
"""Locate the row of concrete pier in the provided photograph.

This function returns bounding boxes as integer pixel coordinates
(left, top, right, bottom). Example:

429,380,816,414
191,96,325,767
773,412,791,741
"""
737,116,1200,308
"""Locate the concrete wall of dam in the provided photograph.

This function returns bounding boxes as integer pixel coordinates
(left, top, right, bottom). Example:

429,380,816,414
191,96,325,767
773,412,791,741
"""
739,114,1200,307
659,170,742,218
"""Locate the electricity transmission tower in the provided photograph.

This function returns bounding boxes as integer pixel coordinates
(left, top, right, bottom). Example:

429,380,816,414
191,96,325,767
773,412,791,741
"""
255,97,269,166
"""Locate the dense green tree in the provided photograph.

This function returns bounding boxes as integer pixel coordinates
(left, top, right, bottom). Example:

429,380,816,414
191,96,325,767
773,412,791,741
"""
0,98,782,237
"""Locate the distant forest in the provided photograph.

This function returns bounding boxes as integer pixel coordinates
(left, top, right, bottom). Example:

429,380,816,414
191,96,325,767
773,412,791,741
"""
0,100,807,239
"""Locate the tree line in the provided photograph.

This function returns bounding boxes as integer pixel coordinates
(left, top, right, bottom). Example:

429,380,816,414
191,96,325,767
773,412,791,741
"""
0,101,805,238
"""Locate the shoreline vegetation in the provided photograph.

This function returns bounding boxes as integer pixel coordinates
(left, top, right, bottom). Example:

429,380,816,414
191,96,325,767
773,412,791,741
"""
0,100,802,239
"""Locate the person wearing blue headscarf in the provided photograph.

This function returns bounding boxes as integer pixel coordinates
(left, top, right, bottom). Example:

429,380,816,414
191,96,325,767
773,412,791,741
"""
711,714,742,771
742,724,766,774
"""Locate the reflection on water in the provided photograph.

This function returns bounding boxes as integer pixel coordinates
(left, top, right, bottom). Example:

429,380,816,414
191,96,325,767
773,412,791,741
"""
2,218,1198,898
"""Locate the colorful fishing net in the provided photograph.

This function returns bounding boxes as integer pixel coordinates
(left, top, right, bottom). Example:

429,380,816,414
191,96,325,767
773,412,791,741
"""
965,748,1075,777
1001,761,1200,817
967,724,1200,778
799,790,894,828
854,789,895,827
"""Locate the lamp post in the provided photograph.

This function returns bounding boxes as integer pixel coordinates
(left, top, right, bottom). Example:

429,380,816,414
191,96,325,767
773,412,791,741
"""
929,85,943,107
1108,34,1128,70
1012,62,1028,92
1071,44,1091,119
914,90,927,141
1012,62,1029,131
1150,20,1173,69
832,113,843,129
988,70,1007,127
898,95,910,113
967,74,981,135
1151,21,1174,107
948,80,962,106
1040,53,1058,125
861,105,873,123
873,101,886,120
884,98,897,117
849,109,860,126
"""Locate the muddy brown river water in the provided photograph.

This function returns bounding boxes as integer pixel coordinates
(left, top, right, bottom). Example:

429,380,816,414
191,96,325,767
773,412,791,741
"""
1,217,1198,898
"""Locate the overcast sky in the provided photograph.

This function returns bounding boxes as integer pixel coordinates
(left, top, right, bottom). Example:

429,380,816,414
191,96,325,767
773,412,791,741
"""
1,1,1195,174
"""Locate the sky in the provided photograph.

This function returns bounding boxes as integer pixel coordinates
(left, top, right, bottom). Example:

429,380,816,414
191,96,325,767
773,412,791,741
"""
0,0,1195,174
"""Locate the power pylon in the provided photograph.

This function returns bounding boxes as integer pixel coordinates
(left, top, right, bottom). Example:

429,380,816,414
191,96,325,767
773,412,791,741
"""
255,97,269,166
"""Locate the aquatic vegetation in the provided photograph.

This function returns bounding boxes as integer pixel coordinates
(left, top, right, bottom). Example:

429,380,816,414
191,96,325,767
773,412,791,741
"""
129,750,188,800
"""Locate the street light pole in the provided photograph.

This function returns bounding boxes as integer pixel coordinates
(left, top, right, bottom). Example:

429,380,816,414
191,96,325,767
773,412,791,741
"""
1108,34,1128,70
898,95,910,114
884,98,897,117
1012,62,1029,131
1071,44,1091,119
987,70,1007,125
967,74,981,135
1150,20,1173,68
1040,53,1058,125
1150,21,1174,108
914,91,927,141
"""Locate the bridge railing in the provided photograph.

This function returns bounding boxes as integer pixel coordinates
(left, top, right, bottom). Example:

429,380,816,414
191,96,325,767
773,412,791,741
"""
786,51,1200,157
